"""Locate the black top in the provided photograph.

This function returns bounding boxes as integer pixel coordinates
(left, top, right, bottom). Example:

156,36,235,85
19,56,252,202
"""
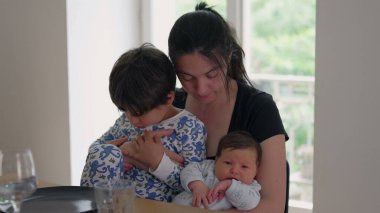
173,82,289,143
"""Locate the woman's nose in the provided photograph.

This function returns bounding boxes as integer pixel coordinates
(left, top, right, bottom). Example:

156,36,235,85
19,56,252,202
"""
195,79,207,95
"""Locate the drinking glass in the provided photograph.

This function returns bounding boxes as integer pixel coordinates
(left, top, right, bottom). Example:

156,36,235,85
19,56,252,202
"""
0,149,37,213
94,179,135,213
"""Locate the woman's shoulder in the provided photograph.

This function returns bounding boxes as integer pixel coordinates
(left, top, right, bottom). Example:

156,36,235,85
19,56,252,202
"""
236,82,275,108
231,82,288,142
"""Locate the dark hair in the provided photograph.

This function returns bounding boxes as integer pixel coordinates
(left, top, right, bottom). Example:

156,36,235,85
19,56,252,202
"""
216,131,262,166
168,2,252,95
109,43,176,116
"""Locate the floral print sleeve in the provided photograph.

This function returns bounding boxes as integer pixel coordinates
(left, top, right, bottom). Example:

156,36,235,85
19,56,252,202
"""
81,110,206,202
149,111,207,193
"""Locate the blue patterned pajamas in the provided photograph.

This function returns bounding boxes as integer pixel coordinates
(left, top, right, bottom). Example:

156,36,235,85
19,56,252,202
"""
81,110,206,202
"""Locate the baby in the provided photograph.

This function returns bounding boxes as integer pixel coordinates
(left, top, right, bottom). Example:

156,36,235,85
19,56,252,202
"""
173,131,262,211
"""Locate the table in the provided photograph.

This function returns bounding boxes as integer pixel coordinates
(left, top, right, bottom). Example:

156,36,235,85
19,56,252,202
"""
37,182,221,213
135,198,221,213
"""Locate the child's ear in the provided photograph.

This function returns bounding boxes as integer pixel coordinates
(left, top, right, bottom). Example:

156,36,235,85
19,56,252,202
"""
166,91,175,105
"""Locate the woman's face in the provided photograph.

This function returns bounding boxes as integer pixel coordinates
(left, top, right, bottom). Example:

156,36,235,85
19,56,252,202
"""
175,52,226,104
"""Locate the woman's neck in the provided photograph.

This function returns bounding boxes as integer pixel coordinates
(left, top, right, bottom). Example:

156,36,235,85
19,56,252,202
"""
185,80,237,123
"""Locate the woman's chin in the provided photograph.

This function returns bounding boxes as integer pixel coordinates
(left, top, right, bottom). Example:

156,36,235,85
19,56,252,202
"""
195,95,214,103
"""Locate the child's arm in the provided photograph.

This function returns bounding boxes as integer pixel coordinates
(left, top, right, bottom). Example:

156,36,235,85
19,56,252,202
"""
180,161,215,208
188,180,210,208
80,114,129,186
207,179,232,202
89,113,130,148
148,118,207,192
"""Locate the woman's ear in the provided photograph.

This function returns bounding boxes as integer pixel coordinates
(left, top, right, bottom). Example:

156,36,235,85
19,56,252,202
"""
166,91,175,105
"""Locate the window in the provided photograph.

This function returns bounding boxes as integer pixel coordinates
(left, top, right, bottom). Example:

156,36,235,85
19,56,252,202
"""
247,1,315,210
145,0,315,211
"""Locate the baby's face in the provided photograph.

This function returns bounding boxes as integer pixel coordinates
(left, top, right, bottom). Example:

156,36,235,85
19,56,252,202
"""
214,148,258,184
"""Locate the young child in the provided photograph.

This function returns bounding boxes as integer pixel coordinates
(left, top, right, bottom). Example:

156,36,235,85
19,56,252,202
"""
80,43,207,202
173,131,262,211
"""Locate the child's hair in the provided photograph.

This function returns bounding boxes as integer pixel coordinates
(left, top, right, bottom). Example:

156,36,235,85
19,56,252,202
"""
216,131,262,166
109,43,176,116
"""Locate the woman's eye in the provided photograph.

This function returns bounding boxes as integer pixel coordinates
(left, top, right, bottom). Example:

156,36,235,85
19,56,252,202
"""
178,73,193,81
206,69,218,78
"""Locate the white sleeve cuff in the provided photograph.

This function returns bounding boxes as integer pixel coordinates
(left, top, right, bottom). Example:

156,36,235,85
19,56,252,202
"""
149,152,176,181
226,179,239,195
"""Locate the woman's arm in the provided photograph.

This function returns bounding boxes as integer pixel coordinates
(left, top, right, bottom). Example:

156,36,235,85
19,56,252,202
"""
228,134,286,213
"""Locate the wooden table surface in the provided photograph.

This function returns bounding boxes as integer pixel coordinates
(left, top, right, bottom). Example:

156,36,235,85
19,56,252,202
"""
37,181,221,213
135,197,221,213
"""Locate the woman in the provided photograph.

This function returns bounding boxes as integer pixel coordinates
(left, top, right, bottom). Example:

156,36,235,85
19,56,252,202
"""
167,2,289,212
113,2,288,212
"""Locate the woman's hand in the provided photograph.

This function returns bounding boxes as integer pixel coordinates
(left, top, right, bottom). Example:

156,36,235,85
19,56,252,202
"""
188,180,210,209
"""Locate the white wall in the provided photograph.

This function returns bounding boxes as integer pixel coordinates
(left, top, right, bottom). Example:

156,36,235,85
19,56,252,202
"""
0,0,71,184
0,0,140,185
66,0,140,185
314,0,380,212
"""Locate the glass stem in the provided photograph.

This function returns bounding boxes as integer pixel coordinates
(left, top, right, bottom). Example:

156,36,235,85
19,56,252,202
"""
11,200,21,213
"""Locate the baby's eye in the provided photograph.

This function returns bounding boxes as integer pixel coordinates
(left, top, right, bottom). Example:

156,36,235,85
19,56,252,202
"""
224,161,231,165
242,165,249,169
178,73,193,81
205,69,218,79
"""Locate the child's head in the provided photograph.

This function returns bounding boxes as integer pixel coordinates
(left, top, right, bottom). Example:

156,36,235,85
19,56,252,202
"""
109,43,176,127
214,131,262,184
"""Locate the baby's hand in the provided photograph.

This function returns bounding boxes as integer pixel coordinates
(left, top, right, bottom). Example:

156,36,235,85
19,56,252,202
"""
188,180,210,209
207,179,232,203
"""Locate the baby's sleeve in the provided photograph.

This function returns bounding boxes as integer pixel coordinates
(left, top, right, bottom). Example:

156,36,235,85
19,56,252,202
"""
225,179,261,210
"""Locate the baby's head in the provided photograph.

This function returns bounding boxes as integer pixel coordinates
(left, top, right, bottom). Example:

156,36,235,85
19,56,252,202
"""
109,43,176,128
214,131,262,184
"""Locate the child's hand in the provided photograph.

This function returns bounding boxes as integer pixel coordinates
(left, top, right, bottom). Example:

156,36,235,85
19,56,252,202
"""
164,149,184,167
207,179,232,203
107,138,136,171
188,180,210,208
107,137,129,147
122,130,173,171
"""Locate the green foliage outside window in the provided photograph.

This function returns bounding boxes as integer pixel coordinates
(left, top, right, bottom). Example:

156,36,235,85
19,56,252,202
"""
251,0,315,180
251,0,316,76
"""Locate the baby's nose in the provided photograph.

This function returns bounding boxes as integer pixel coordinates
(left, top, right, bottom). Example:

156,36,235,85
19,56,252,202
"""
230,166,239,175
